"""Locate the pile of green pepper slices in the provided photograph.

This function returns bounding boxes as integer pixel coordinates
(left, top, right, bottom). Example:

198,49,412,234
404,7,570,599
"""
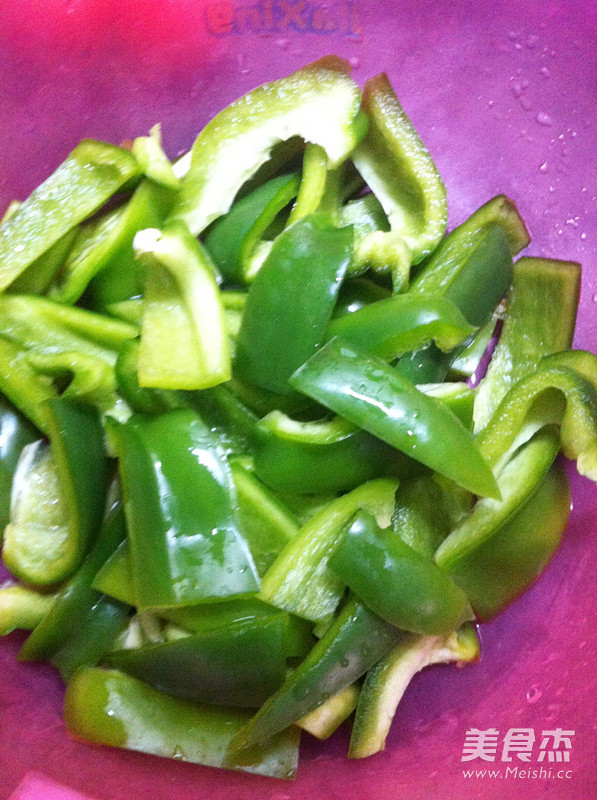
1,56,596,779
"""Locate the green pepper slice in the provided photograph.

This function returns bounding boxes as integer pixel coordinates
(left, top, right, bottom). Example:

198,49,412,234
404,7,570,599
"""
235,215,353,394
329,511,472,635
290,338,499,499
108,410,260,610
0,140,139,292
169,56,365,236
65,667,300,779
0,394,38,529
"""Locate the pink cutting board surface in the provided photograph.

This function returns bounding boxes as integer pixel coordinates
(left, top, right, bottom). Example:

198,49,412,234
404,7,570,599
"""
0,1,596,799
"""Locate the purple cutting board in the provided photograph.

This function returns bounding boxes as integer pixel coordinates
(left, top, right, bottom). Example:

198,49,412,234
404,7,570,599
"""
0,1,596,798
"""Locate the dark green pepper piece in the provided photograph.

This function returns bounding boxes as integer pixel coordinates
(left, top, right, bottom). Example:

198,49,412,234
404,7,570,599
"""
235,214,352,395
108,409,260,610
290,338,500,499
329,511,472,635
0,393,38,530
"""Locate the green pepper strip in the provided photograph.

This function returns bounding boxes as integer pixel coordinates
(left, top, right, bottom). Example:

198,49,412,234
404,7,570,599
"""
349,623,480,758
2,399,110,585
352,73,447,269
329,511,473,635
229,458,299,576
64,667,301,780
326,294,476,360
476,359,597,478
287,144,328,225
333,276,391,318
231,596,402,752
204,173,300,284
134,221,230,390
290,338,500,499
169,56,365,236
253,412,414,495
339,194,390,278
436,426,560,574
0,583,56,634
473,257,580,430
0,140,139,292
0,394,38,528
19,500,129,679
108,409,260,610
296,683,360,740
104,612,288,708
9,228,79,296
235,214,353,395
397,223,513,384
0,295,137,433
259,478,398,622
50,179,176,306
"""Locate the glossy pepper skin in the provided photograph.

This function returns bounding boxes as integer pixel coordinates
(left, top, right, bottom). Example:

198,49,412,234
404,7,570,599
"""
0,140,139,292
108,409,260,610
235,214,353,395
19,498,129,678
290,338,500,499
231,596,402,752
65,667,301,780
328,511,472,635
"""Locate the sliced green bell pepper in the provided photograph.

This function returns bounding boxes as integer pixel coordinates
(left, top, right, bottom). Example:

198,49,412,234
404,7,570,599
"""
259,478,397,622
231,596,402,753
253,411,413,495
2,399,110,585
235,214,353,394
0,394,38,529
351,73,447,271
473,256,580,430
108,410,260,610
0,140,139,292
333,276,391,318
204,173,300,283
170,56,365,236
329,511,472,635
0,582,56,634
131,125,181,190
134,222,230,390
349,623,480,758
290,338,500,499
326,294,476,360
65,667,301,779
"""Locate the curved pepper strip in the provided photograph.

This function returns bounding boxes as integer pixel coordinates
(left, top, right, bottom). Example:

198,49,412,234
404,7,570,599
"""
104,612,288,708
131,125,181,190
2,399,110,586
231,595,403,753
351,73,447,273
333,276,391,318
0,140,139,292
0,394,38,528
349,623,480,758
473,257,580,430
254,411,415,495
19,500,129,679
259,478,398,622
204,173,300,284
296,684,360,740
235,214,353,395
436,426,560,573
51,178,176,306
107,410,260,610
339,194,390,277
326,294,476,360
290,338,500,499
475,360,597,479
0,583,56,634
65,667,301,779
134,222,230,390
170,56,366,236
328,511,473,635
397,224,513,385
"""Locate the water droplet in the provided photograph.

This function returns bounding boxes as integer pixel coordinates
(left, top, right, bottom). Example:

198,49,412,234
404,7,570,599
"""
536,112,553,126
526,685,542,704
510,78,529,97
539,162,548,173
349,56,360,69
581,233,587,240
565,217,579,228
275,38,289,50
540,66,551,78
526,34,539,48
